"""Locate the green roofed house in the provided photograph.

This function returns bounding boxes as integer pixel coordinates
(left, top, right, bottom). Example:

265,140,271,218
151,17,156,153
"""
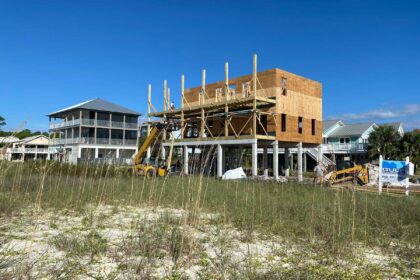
48,98,140,164
322,120,377,163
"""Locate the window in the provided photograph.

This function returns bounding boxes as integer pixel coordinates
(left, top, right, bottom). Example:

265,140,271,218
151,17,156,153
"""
281,114,287,132
311,119,316,135
298,117,303,134
281,77,287,96
339,137,350,144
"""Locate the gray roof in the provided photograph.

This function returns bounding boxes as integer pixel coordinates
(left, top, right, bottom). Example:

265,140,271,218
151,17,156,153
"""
382,122,402,131
329,122,375,137
48,98,140,117
322,120,343,134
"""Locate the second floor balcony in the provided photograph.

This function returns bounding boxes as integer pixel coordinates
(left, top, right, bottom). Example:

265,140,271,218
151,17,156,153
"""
8,147,49,154
321,143,368,154
50,138,137,146
49,119,138,130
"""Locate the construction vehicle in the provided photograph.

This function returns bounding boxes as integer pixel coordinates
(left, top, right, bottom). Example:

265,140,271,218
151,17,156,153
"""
133,122,174,177
328,161,369,186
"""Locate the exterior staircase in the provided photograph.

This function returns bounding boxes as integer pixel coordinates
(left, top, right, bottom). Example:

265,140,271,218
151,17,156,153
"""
306,147,334,167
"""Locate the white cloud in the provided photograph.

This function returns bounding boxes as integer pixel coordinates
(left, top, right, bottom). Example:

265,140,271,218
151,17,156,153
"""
329,104,420,121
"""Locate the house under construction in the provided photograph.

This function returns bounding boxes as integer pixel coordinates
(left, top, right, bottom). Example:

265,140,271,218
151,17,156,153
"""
147,54,323,181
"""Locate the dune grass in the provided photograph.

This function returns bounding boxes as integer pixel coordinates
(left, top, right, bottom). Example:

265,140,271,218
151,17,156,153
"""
0,160,419,257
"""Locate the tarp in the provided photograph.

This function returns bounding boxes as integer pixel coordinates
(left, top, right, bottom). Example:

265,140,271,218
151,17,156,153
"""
222,167,247,180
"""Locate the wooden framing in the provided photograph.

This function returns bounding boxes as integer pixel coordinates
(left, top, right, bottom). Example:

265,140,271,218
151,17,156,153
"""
148,54,322,145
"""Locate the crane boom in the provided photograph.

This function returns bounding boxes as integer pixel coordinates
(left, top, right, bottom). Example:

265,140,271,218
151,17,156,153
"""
134,123,164,165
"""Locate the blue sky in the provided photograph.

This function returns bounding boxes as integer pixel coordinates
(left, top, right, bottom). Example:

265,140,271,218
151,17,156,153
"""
0,0,419,131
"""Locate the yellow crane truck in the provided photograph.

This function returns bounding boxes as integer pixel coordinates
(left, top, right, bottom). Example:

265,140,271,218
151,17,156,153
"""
328,161,369,186
133,122,173,177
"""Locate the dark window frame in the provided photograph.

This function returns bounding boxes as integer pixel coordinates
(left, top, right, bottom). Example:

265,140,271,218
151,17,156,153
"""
298,117,303,134
281,114,287,132
311,119,316,135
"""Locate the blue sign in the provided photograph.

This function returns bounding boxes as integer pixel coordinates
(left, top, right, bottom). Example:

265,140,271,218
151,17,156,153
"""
381,160,408,186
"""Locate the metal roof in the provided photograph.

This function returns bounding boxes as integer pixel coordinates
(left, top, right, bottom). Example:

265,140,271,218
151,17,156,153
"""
382,122,402,131
322,120,343,134
48,98,140,117
0,136,19,144
329,122,376,137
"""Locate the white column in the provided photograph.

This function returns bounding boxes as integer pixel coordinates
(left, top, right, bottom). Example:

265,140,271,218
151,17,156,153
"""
378,155,383,194
95,147,99,159
303,152,307,172
116,149,120,158
273,141,279,180
78,146,82,158
252,141,258,177
183,146,189,175
298,142,303,182
263,147,268,177
217,144,223,177
109,113,112,145
290,153,294,171
94,112,98,144
284,148,290,176
405,156,410,196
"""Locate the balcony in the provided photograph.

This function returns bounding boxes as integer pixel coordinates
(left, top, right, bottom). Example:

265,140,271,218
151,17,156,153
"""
49,119,138,130
50,138,137,146
8,147,49,154
321,143,368,154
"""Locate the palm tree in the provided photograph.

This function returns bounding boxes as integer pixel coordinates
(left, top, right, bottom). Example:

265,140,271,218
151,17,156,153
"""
368,125,401,160
0,116,5,129
400,130,420,167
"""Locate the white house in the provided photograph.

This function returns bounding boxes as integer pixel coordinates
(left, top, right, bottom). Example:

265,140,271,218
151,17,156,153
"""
48,98,140,164
5,135,49,161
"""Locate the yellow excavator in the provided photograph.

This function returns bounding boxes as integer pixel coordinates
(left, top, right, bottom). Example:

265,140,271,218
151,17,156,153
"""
133,122,174,177
328,161,369,186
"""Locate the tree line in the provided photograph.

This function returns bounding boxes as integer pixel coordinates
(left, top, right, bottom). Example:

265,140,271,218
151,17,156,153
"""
0,116,48,139
368,125,419,167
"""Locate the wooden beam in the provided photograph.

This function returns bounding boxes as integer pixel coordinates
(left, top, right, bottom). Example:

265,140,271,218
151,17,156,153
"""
224,62,229,136
252,54,257,137
163,80,167,111
201,69,206,105
181,75,185,139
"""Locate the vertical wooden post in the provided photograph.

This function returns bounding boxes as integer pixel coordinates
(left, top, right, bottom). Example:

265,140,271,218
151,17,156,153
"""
163,80,167,141
163,80,167,111
202,69,206,104
166,87,172,111
200,69,206,137
224,62,229,137
252,54,257,137
147,84,151,158
181,75,185,139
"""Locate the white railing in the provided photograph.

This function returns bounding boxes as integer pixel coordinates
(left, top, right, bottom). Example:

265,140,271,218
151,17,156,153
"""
322,143,368,153
124,139,137,145
8,148,49,154
49,138,137,146
125,123,138,129
49,119,138,129
49,119,81,129
112,121,124,128
111,139,123,145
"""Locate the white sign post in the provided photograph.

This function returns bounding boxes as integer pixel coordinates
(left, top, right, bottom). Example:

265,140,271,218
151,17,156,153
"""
378,155,383,194
405,156,410,196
